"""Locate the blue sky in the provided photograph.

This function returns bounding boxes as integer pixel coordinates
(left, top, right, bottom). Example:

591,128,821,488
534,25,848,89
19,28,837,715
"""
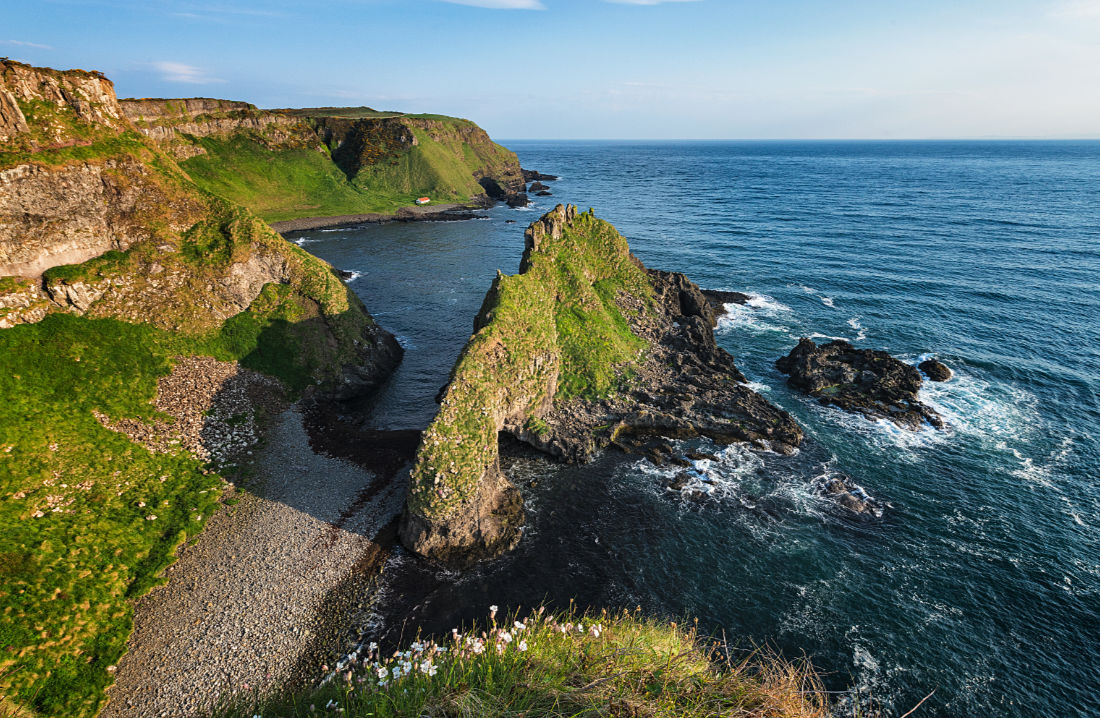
4,0,1099,139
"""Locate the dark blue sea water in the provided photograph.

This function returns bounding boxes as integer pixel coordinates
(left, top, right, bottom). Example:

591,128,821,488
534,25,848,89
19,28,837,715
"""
289,141,1100,717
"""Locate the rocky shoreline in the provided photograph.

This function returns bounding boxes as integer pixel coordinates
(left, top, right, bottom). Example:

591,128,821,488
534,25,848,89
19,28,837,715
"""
268,204,488,234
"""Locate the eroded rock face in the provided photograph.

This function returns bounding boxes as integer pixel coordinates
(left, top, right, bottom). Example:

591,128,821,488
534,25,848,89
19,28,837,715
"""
1,60,124,143
398,463,524,568
120,98,315,160
0,158,205,277
776,338,943,430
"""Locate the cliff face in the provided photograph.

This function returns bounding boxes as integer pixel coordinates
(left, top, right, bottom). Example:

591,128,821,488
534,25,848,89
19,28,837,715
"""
120,98,318,160
0,61,123,144
0,60,400,396
400,206,802,567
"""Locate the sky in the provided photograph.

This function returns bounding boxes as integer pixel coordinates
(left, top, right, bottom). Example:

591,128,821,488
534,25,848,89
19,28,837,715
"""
3,0,1099,139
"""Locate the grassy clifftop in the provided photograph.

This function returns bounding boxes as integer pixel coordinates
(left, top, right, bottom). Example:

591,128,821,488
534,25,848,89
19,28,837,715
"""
408,205,651,521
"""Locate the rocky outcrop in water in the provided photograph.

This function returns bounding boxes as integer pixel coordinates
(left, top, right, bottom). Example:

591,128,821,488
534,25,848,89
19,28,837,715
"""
401,205,801,567
919,358,952,382
522,168,558,182
776,338,943,430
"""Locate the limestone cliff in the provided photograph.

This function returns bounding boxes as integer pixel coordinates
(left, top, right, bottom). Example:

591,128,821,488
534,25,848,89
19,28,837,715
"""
400,206,802,566
0,60,401,398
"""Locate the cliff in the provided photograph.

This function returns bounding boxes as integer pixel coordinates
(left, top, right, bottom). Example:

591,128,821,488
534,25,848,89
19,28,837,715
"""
0,60,399,390
117,98,526,222
400,206,802,566
0,61,401,717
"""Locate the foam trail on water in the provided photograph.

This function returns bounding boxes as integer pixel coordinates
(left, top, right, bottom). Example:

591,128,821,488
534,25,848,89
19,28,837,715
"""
744,293,791,313
847,317,868,341
717,293,794,336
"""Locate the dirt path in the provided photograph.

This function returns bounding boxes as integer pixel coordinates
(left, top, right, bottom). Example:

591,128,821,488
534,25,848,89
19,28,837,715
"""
102,407,407,717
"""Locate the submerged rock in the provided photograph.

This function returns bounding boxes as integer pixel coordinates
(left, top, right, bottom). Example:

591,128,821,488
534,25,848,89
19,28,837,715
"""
820,473,882,515
919,358,953,382
776,338,943,431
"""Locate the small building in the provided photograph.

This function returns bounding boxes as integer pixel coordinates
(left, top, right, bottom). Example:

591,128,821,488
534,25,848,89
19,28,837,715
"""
415,197,431,205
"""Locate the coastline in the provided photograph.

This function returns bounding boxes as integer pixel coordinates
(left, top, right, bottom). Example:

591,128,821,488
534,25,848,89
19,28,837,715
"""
268,203,487,233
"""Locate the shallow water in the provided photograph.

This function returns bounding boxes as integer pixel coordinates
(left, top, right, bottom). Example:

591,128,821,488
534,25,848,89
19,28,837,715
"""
291,140,1100,717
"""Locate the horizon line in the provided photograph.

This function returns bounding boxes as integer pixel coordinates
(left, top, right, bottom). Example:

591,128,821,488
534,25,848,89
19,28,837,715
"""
496,137,1100,142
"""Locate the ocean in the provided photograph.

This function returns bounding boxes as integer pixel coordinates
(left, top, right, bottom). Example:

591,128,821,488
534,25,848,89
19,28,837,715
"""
287,140,1100,717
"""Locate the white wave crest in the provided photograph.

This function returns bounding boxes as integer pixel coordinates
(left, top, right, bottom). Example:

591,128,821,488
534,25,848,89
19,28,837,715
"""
745,293,791,313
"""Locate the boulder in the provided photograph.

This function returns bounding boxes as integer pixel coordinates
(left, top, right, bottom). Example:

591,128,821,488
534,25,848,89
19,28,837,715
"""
919,358,952,382
776,338,943,431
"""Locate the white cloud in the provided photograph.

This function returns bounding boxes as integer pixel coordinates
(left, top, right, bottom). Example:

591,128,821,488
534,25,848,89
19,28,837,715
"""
439,0,544,8
154,61,222,84
2,40,53,50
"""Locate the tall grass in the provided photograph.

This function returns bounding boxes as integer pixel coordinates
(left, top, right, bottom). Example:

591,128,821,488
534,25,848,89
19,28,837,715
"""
219,606,832,718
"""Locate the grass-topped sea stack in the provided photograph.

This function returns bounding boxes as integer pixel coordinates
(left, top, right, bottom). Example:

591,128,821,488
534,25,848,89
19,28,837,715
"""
400,205,802,567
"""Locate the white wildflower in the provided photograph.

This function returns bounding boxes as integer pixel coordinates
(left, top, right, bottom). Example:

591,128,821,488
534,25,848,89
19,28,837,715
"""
518,640,528,652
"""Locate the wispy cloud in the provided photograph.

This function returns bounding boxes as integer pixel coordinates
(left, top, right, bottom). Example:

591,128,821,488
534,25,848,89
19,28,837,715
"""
154,61,223,84
439,0,545,8
604,0,700,5
2,40,53,50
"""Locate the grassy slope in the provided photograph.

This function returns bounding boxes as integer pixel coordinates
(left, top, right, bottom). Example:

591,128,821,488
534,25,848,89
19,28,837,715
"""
408,209,652,521
220,607,828,718
179,135,407,222
180,116,519,223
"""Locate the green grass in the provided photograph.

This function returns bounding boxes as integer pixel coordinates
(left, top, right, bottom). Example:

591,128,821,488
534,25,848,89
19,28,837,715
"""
408,208,654,520
218,606,831,718
179,135,405,222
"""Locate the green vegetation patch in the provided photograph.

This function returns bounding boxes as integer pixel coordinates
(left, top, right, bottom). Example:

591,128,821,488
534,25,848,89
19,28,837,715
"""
179,134,402,222
408,209,653,520
220,606,828,718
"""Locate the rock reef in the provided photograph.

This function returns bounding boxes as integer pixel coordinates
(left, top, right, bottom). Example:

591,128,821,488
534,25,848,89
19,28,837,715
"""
776,338,943,430
400,205,801,567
